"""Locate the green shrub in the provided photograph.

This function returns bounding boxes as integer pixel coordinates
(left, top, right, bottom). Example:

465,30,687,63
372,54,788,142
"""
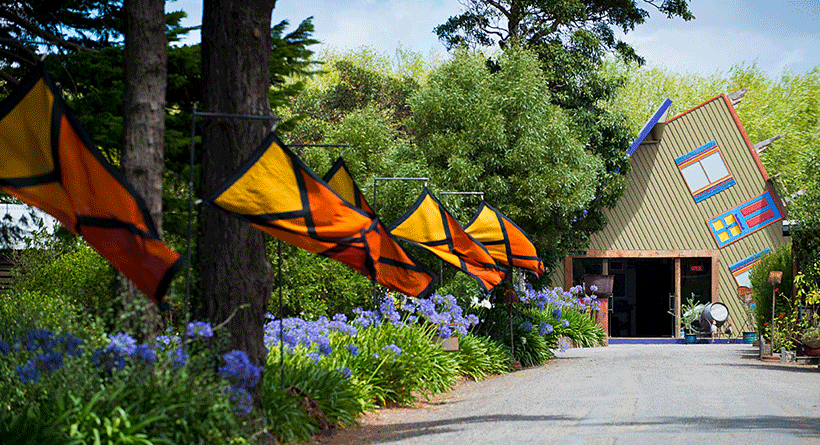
263,352,365,443
270,243,372,318
0,326,250,445
456,333,512,380
750,244,793,334
10,238,116,315
556,308,605,347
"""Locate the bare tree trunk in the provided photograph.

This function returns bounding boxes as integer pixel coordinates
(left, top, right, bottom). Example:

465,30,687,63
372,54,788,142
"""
121,0,168,333
199,0,276,406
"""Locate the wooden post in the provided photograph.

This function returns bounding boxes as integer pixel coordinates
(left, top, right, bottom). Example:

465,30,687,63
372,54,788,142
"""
675,257,682,337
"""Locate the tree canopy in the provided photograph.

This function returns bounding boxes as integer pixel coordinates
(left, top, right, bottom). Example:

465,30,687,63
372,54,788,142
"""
435,0,693,62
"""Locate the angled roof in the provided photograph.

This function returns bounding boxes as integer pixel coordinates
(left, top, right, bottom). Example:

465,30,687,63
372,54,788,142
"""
628,98,672,156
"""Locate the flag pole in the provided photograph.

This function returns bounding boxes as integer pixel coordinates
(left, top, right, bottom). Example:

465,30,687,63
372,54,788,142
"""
279,240,285,390
186,108,281,344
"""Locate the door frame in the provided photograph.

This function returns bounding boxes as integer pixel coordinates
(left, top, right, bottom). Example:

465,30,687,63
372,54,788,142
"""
565,250,720,338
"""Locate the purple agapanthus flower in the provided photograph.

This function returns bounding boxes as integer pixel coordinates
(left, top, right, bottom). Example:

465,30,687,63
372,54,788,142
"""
169,348,188,369
186,321,214,339
36,351,64,372
15,360,39,384
383,344,402,356
92,347,127,372
108,332,137,356
134,344,157,365
0,339,9,355
219,350,262,389
346,344,359,357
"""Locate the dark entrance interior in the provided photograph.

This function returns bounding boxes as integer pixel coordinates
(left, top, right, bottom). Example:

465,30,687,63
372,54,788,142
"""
633,259,674,337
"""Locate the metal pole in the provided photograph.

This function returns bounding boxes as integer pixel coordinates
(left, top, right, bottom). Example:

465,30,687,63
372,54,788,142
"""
279,240,284,390
184,107,197,325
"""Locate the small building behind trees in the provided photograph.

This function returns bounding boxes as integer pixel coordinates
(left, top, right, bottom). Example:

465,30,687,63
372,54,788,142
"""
552,92,790,338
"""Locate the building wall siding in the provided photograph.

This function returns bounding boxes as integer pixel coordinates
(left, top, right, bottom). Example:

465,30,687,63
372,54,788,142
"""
552,95,789,332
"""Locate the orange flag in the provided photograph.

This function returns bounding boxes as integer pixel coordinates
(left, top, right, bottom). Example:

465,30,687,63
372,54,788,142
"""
203,133,389,284
324,157,436,297
0,64,182,306
389,188,505,292
464,201,544,275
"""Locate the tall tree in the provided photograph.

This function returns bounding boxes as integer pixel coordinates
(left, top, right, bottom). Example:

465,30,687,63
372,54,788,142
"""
435,0,692,59
0,1,121,88
197,0,276,404
120,0,167,325
409,47,603,271
435,0,694,265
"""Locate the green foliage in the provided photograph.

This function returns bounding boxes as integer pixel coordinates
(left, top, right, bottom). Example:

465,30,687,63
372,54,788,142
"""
455,333,513,380
750,245,793,334
11,239,117,316
270,242,372,318
262,352,365,443
791,142,820,272
472,305,552,367
555,308,605,348
0,327,251,445
409,47,605,269
346,322,459,406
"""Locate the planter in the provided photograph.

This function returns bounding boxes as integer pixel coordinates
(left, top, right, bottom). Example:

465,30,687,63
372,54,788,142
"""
780,350,796,362
684,333,697,344
759,342,772,358
433,335,459,352
742,332,758,344
805,346,820,356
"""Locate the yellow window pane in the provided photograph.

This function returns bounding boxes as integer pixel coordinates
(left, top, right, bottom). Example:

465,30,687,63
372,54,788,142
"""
718,232,730,242
724,215,737,226
730,225,742,236
712,220,724,230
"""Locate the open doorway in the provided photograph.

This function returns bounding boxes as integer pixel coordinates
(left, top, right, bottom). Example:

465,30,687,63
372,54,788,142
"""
634,259,674,336
604,258,674,337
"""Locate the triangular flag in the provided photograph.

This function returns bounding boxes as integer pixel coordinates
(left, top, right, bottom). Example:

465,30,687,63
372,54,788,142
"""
389,188,505,292
203,133,384,281
0,64,182,306
324,157,436,297
464,201,544,275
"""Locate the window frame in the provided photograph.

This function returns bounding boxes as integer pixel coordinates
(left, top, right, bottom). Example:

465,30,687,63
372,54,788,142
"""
675,140,736,203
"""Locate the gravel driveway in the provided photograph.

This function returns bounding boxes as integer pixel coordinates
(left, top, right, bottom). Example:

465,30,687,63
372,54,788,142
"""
312,344,820,445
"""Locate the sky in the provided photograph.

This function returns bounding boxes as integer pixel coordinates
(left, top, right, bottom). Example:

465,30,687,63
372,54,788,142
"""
166,0,820,77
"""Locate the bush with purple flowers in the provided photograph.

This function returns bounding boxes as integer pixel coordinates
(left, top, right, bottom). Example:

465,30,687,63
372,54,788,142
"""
0,322,254,444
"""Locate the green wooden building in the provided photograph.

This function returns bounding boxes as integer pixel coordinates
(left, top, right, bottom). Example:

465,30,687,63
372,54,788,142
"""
552,93,790,338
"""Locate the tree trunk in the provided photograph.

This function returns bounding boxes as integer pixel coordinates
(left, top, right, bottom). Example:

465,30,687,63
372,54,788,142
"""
121,0,168,333
199,0,276,406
